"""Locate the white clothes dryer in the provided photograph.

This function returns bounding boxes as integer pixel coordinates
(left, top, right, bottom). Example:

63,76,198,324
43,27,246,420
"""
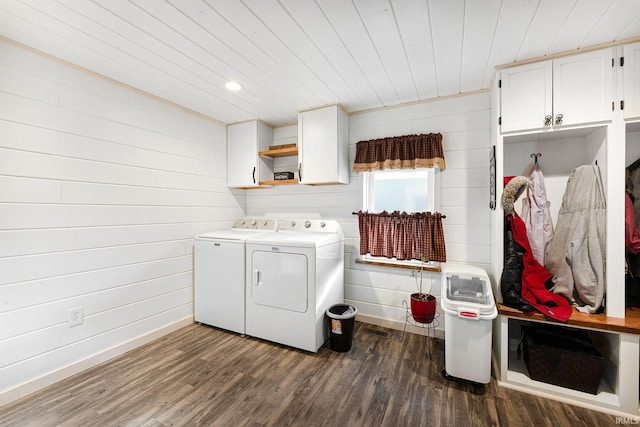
244,219,345,352
194,218,278,334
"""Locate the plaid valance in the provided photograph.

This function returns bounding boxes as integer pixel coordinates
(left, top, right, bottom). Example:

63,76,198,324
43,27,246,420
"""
352,133,445,172
357,211,446,262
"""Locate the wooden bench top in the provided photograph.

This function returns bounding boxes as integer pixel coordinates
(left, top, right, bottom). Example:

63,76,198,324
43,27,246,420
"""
497,303,640,335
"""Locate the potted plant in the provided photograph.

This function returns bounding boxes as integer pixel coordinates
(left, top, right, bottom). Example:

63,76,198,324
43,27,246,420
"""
409,256,437,324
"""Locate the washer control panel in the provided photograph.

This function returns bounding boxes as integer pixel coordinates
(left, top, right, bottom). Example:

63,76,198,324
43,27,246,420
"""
232,218,278,231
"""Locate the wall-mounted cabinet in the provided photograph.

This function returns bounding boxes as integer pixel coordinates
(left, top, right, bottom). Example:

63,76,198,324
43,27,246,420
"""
298,105,349,185
227,105,349,188
227,120,274,188
500,48,614,133
624,42,640,120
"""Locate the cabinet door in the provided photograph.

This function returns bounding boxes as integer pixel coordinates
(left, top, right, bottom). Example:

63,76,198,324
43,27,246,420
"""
624,42,640,120
298,106,345,184
227,121,258,188
249,250,308,313
500,61,552,133
553,48,613,127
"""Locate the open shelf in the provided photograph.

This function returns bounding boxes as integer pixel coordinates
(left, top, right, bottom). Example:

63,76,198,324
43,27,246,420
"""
505,357,619,406
258,146,298,158
256,145,298,185
258,179,299,186
502,317,620,408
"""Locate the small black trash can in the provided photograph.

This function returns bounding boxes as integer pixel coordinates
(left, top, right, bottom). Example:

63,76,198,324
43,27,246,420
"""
326,304,357,352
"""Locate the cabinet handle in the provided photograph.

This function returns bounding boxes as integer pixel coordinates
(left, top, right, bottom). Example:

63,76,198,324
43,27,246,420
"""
298,163,302,181
554,114,563,125
252,166,256,184
543,115,552,127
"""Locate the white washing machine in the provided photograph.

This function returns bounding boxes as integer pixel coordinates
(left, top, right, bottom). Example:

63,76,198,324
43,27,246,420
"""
244,219,345,352
194,218,278,334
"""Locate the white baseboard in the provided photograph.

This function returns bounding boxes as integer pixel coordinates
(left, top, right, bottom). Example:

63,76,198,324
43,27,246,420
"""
0,316,193,408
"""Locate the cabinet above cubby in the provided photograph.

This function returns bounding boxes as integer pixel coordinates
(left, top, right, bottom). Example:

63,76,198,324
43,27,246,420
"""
624,42,640,120
499,48,614,133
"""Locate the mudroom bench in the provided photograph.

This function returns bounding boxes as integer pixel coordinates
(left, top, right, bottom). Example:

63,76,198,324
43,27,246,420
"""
496,304,640,418
497,304,640,335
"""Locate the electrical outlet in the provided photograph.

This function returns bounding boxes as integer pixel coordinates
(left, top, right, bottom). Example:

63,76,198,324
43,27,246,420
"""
69,307,83,327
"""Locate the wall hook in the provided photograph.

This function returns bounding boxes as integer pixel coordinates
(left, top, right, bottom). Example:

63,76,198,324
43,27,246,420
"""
531,153,542,164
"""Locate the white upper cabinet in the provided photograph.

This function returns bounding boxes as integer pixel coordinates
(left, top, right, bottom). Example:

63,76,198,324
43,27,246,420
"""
500,48,614,133
500,61,552,133
297,105,349,185
624,42,640,120
553,50,614,126
227,120,274,188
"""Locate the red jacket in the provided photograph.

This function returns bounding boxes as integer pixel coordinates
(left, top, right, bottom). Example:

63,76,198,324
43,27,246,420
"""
507,214,572,322
626,193,640,254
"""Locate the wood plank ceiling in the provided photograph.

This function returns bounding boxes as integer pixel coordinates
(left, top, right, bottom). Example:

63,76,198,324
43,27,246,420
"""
1,0,639,126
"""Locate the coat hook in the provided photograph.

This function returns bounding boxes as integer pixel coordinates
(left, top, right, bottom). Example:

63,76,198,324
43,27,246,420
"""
530,153,542,164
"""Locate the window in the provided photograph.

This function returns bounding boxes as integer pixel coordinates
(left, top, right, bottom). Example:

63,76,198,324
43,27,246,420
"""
363,169,436,213
361,168,440,266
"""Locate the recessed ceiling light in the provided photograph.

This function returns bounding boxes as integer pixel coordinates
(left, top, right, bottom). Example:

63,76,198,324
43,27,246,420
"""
225,81,242,92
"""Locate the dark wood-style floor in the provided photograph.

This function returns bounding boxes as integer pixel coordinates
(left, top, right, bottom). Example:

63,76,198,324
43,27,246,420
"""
0,322,617,426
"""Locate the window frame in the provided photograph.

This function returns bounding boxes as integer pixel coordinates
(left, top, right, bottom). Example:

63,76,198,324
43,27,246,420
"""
360,168,441,268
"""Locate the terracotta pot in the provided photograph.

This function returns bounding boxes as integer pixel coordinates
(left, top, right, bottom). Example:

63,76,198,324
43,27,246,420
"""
410,293,437,324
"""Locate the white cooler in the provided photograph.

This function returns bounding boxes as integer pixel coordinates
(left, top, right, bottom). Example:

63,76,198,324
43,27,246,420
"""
441,263,497,385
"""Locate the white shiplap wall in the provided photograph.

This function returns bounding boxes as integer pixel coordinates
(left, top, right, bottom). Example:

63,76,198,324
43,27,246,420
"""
247,92,492,334
0,40,243,405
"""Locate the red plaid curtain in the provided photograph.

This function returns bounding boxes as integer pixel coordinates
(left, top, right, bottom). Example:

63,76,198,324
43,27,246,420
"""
352,133,445,172
357,211,446,262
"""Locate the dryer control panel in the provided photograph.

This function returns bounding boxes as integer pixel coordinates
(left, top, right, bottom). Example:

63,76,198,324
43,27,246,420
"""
277,219,340,233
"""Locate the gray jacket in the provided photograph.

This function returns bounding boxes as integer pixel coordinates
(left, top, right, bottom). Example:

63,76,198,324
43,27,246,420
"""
545,165,606,314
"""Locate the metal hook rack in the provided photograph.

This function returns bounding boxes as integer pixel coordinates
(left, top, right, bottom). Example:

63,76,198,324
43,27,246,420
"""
530,153,542,164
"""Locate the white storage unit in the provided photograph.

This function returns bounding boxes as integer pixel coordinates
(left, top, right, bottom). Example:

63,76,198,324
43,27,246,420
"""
624,42,640,120
194,219,278,334
492,41,640,417
297,105,349,185
499,48,614,133
227,120,274,188
441,263,497,385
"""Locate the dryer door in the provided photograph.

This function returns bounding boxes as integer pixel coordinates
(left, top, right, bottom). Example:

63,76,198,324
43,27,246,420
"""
250,250,308,313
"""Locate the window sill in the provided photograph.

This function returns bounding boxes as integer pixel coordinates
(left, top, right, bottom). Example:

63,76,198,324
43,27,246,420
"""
355,258,442,272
